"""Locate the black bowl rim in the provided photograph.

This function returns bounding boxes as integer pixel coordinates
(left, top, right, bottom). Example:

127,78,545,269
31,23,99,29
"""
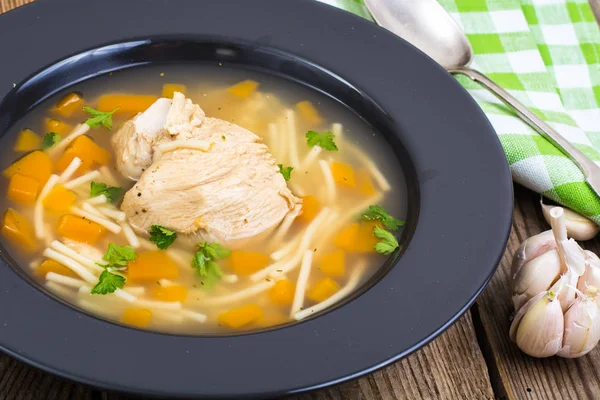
0,0,513,398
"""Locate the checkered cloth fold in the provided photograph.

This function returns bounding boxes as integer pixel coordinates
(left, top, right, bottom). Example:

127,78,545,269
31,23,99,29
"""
322,0,600,224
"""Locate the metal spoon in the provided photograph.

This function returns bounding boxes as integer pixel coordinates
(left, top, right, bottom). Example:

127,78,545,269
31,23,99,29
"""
364,0,600,196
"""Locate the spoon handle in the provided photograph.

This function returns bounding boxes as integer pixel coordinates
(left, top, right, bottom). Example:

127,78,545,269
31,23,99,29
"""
450,67,600,197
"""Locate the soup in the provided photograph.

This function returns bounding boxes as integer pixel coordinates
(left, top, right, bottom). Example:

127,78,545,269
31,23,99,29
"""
0,64,406,334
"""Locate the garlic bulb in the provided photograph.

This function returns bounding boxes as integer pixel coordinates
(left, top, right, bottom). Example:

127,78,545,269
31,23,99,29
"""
510,206,600,358
510,291,564,358
542,202,599,241
558,286,600,358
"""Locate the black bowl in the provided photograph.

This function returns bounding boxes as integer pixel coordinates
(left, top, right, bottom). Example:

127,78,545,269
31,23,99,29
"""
0,0,513,398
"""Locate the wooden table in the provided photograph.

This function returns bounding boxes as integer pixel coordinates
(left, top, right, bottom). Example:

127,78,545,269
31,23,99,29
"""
3,0,600,398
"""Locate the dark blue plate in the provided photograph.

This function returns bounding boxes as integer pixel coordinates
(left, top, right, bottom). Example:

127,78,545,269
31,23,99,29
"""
0,0,512,398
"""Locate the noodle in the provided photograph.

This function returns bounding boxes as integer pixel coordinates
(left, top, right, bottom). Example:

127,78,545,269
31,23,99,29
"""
34,174,60,238
63,170,101,190
71,206,122,233
346,143,391,192
49,240,104,273
84,194,108,205
318,160,336,204
290,250,313,316
121,222,140,248
286,109,300,167
42,248,97,283
96,206,126,222
58,157,82,183
201,280,274,306
47,124,90,157
182,309,208,323
45,272,87,289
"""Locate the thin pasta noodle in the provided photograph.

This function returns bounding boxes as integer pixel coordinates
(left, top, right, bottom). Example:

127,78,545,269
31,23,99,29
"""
332,122,343,140
58,157,82,183
46,281,75,297
346,143,391,192
71,206,122,234
157,140,213,153
286,109,300,167
63,170,101,190
42,248,97,283
45,272,87,289
47,124,90,157
123,286,145,296
34,174,60,238
115,289,137,303
49,240,104,273
318,160,336,204
290,250,314,316
201,280,275,307
222,274,239,284
153,311,184,323
136,299,183,310
270,235,302,260
294,260,366,321
84,194,108,205
181,309,208,323
277,116,288,164
288,182,305,197
78,299,115,317
81,202,105,217
298,146,322,172
120,222,140,248
267,123,279,158
271,207,301,243
251,208,331,281
96,206,126,222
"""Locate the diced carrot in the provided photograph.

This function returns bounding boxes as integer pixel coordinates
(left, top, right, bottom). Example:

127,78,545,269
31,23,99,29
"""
43,185,77,213
218,304,264,329
53,92,83,118
55,135,110,172
356,168,377,196
45,118,72,135
330,161,356,188
152,285,187,302
307,277,340,303
121,308,152,328
355,221,380,253
268,279,295,306
127,251,179,281
1,208,37,252
7,174,39,206
56,214,105,244
34,259,78,278
334,223,359,250
255,313,289,328
3,150,53,186
227,80,259,99
13,129,41,152
97,94,158,115
319,250,345,277
162,84,187,98
296,100,323,125
334,221,380,253
298,195,320,223
229,251,270,275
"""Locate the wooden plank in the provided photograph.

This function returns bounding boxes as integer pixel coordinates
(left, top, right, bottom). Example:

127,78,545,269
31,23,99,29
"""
0,352,94,400
0,1,494,399
475,185,600,400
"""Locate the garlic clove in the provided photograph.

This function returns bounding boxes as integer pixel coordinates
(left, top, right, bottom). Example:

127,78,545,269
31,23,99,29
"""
513,291,564,358
549,269,579,312
511,230,556,278
585,250,600,262
549,207,586,276
558,286,600,358
577,261,600,296
542,203,599,241
512,249,562,310
510,291,545,342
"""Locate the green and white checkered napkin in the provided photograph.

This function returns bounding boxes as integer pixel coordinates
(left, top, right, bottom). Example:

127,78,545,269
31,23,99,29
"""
322,0,600,225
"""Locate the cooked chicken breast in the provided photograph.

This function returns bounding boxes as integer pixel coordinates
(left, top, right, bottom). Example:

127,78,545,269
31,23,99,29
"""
112,92,301,243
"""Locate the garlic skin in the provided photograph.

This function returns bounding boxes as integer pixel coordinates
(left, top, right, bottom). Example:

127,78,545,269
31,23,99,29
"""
558,287,600,358
549,207,586,276
512,249,561,310
542,203,599,241
510,291,564,358
511,230,556,278
578,252,600,295
549,270,579,312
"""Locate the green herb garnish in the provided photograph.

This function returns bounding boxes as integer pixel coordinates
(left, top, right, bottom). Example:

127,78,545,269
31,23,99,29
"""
41,132,61,149
90,181,124,203
83,106,119,130
149,225,178,250
362,205,405,231
373,226,399,255
278,164,293,181
305,130,338,151
91,270,126,294
102,243,136,266
192,243,231,289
